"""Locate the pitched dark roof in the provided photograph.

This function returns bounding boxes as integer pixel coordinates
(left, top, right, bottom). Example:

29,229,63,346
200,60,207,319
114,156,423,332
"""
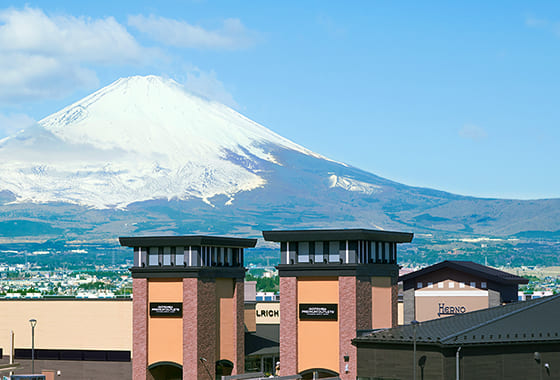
353,294,560,347
399,260,528,285
245,325,279,357
119,235,257,248
262,228,413,243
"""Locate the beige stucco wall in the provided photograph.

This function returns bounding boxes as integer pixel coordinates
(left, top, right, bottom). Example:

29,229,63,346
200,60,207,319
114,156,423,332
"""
216,278,235,363
0,299,132,354
148,279,183,365
244,303,256,332
415,282,489,321
297,277,339,374
371,277,393,329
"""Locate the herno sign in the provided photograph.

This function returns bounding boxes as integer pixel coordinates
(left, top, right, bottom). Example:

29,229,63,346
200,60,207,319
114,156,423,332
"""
299,304,338,321
150,302,183,317
438,303,466,317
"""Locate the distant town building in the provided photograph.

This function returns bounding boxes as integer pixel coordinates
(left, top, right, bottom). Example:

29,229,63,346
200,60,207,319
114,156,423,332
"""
518,290,554,301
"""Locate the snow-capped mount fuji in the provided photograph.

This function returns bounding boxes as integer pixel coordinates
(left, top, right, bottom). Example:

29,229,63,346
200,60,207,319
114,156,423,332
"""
0,75,559,243
0,75,328,208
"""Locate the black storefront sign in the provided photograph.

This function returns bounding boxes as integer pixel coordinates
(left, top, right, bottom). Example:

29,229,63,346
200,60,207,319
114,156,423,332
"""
150,302,183,317
299,303,338,321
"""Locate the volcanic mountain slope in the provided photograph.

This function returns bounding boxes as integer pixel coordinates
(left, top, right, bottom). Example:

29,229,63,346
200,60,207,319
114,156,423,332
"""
0,75,558,242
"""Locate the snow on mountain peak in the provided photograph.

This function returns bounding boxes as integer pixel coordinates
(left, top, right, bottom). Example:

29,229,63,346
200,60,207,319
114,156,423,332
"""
0,75,325,208
40,75,316,161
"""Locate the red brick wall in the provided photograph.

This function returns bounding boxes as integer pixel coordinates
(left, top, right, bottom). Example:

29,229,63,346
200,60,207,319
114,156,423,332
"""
233,278,245,374
132,278,148,380
356,277,372,331
197,278,217,379
339,276,357,380
183,278,198,379
280,277,298,376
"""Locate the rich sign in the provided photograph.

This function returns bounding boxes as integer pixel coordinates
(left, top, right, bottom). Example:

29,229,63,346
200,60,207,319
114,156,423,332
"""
299,303,338,321
150,302,183,317
256,303,280,324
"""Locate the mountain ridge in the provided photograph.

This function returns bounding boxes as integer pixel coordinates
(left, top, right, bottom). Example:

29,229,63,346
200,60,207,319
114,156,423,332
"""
0,75,558,245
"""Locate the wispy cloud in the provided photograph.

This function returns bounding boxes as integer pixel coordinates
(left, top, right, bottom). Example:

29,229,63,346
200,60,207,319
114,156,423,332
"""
525,16,560,37
0,7,150,102
128,15,258,50
459,124,487,141
316,14,347,38
182,66,238,109
0,112,36,136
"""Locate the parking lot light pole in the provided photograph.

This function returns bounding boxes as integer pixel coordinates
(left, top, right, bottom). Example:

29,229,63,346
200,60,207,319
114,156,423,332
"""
411,320,420,380
29,318,37,374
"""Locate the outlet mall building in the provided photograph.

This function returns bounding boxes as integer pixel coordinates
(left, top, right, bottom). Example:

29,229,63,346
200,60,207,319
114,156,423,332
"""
119,228,413,380
1,229,539,380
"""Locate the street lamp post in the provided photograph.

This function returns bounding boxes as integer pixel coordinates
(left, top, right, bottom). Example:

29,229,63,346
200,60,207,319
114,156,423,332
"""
411,320,420,380
29,319,37,374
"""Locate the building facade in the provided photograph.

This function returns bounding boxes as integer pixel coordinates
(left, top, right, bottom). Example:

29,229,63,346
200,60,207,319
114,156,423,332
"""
400,260,528,324
263,228,413,379
0,298,132,379
353,294,560,380
119,235,256,380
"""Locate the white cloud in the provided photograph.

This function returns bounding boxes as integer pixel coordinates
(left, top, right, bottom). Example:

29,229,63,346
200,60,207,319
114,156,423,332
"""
525,16,560,38
0,112,36,136
128,14,258,50
182,67,238,109
459,124,487,141
0,7,149,103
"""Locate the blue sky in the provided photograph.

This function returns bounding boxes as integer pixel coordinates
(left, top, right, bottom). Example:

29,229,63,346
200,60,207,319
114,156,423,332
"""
0,1,559,200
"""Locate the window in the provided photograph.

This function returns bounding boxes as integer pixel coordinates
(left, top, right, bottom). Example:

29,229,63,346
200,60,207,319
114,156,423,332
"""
481,282,487,289
470,281,476,288
438,282,444,288
460,282,465,288
329,241,340,263
176,247,185,266
219,248,225,266
162,247,171,266
417,282,423,289
226,248,233,266
314,242,324,263
428,282,433,288
148,247,159,266
370,241,379,263
449,282,455,288
383,242,390,263
211,247,217,266
298,242,309,263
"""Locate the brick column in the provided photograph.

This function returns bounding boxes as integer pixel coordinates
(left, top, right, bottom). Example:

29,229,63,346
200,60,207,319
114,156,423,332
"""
356,277,372,331
198,278,217,379
232,278,245,374
183,278,198,379
133,278,148,380
279,277,298,376
339,276,357,380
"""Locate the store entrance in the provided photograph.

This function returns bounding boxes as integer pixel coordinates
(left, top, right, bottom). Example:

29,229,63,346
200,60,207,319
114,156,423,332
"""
147,361,183,380
299,368,339,379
